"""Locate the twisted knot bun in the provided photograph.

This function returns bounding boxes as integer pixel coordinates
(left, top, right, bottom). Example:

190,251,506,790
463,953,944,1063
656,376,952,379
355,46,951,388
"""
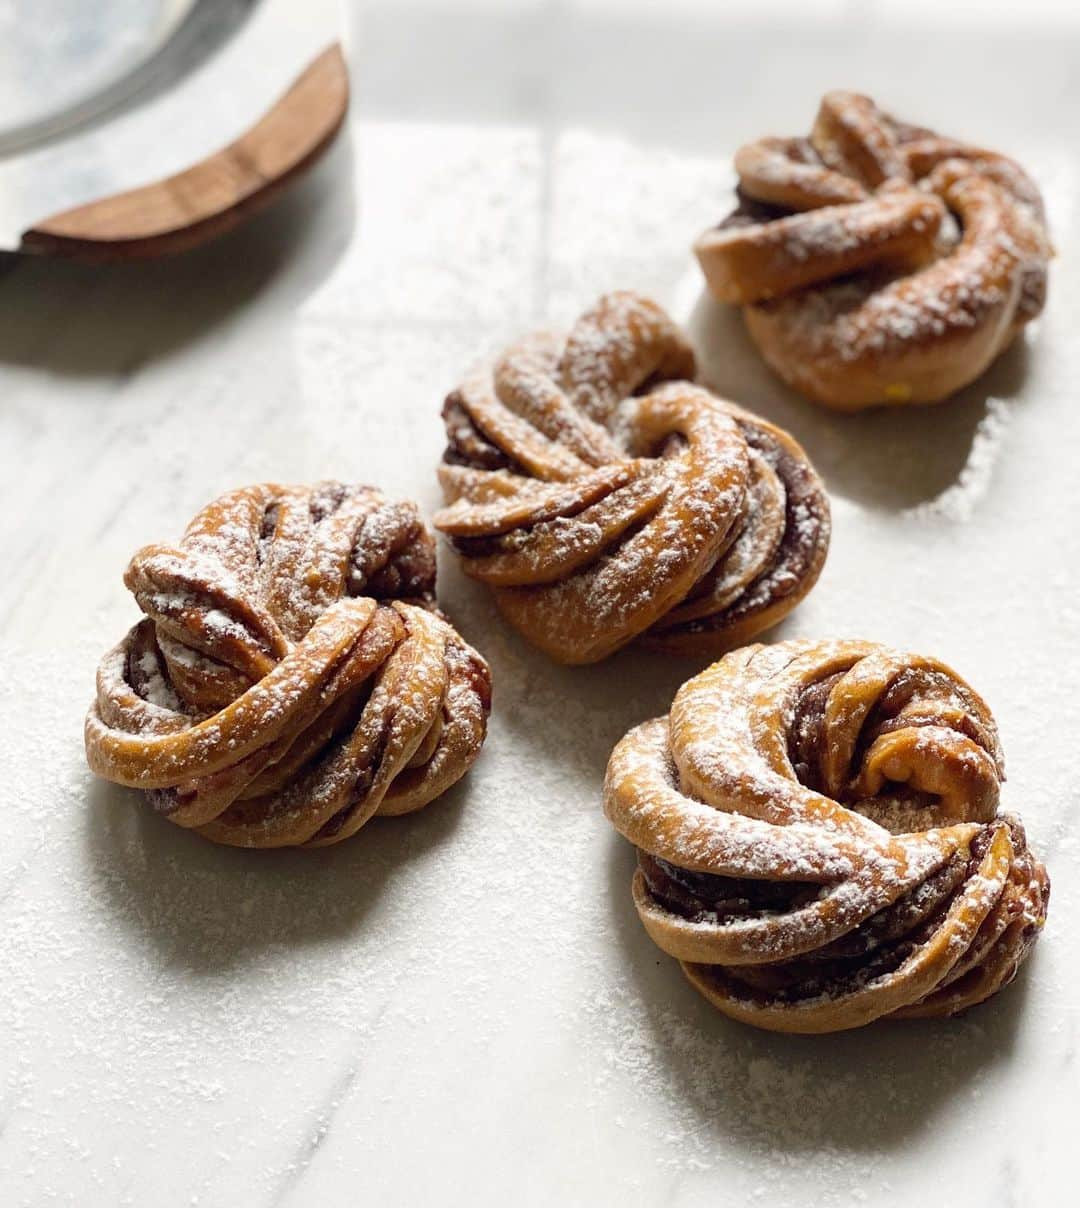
435,292,830,664
695,90,1051,410
604,640,1048,1032
85,483,491,848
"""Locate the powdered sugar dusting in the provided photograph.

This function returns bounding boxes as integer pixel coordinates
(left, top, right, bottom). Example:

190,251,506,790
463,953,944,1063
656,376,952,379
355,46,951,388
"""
904,397,1013,522
2,37,1079,1206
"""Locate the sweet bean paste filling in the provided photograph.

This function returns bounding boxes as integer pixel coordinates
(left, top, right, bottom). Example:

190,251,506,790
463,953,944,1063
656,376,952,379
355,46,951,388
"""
440,389,826,629
785,666,1000,831
690,839,1045,1009
716,189,789,231
258,491,438,605
656,419,827,636
639,828,1019,1005
442,391,528,475
347,510,438,603
303,635,490,840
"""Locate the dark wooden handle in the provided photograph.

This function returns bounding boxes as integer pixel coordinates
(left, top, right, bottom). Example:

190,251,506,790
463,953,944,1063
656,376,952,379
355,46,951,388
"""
20,43,349,261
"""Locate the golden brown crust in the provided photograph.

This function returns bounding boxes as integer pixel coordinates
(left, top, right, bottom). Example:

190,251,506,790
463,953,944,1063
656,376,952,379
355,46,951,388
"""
434,292,830,664
695,90,1052,411
85,482,491,848
603,640,1049,1033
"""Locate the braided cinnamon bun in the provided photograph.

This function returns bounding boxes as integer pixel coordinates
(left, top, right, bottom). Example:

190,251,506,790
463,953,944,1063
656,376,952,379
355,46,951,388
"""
695,90,1051,411
85,482,491,848
604,640,1049,1033
434,292,830,664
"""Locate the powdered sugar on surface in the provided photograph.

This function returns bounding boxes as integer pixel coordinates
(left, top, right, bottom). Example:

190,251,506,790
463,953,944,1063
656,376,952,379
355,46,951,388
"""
3,6,1080,1205
903,396,1013,522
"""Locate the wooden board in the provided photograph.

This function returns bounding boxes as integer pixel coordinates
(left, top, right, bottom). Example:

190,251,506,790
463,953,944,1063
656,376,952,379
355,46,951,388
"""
20,43,349,261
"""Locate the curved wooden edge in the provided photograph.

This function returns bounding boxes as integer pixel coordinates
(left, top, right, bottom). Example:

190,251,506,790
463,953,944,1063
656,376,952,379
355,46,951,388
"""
20,43,349,262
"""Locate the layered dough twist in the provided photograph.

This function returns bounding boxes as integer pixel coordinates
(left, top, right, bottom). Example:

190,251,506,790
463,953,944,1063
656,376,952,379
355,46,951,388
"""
695,90,1051,410
604,640,1049,1032
85,482,491,848
434,292,830,663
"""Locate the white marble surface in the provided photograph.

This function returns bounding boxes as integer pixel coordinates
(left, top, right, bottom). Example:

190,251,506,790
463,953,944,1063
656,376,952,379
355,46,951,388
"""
2,2,1078,1204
